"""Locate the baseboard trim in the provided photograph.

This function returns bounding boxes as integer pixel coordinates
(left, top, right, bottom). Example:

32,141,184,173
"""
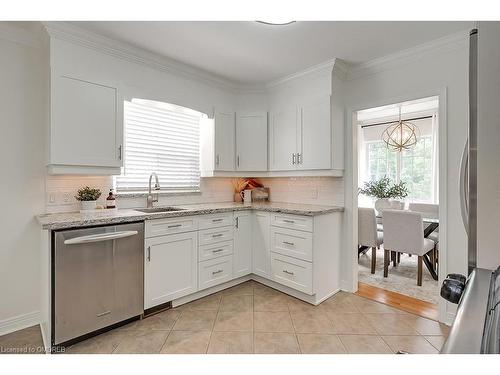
0,311,40,337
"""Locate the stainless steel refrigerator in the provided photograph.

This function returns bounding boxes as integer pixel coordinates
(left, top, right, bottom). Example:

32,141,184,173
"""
461,22,500,273
441,22,500,353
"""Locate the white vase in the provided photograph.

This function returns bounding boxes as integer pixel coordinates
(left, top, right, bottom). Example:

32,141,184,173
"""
375,198,404,214
80,200,97,211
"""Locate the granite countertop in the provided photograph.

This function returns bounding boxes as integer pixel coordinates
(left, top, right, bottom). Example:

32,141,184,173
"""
36,201,344,230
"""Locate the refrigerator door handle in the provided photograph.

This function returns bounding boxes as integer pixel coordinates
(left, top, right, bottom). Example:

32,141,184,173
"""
459,139,469,235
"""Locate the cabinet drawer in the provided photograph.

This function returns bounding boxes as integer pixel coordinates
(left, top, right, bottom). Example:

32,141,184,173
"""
198,213,234,230
271,253,313,295
145,216,198,238
199,240,233,262
198,255,233,290
199,226,234,246
271,227,313,261
271,213,313,232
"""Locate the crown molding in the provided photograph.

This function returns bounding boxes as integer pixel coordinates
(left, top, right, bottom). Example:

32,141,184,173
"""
0,22,43,48
266,58,337,89
346,29,470,80
42,21,242,93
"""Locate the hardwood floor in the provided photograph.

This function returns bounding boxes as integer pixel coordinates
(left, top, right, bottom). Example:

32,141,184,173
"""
356,282,439,321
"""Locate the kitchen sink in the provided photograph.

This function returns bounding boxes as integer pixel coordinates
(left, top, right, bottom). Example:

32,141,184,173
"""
135,207,185,213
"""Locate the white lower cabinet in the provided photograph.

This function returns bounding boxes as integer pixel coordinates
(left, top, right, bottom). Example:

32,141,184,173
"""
199,241,233,262
144,231,198,309
271,226,313,261
145,210,340,306
270,252,313,295
198,255,233,290
252,211,271,278
233,211,252,278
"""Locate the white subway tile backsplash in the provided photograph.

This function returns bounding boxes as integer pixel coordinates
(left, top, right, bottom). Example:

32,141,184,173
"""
44,175,344,213
259,177,344,206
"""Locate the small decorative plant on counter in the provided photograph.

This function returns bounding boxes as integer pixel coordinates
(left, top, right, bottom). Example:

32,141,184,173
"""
231,178,263,203
358,176,408,213
75,186,102,211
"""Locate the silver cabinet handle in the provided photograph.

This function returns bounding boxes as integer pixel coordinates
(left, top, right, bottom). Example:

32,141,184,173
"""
292,153,296,164
237,155,240,167
212,249,224,253
283,219,295,224
96,310,111,317
147,246,151,262
216,154,220,166
235,216,239,228
283,241,295,246
118,145,122,160
283,270,294,276
297,153,302,164
168,224,182,228
64,231,138,245
212,233,223,238
212,218,223,223
212,269,223,275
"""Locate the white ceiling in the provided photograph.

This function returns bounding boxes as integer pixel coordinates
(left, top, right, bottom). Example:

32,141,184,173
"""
72,21,472,84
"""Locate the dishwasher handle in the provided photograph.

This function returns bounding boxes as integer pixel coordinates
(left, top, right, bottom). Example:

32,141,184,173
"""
64,230,138,245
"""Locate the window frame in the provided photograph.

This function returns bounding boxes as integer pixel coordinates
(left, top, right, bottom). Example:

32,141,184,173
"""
363,135,436,204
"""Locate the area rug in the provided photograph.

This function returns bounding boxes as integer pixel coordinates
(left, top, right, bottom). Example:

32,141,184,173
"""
358,247,439,304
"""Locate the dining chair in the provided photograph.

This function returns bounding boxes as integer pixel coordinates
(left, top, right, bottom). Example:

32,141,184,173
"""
358,207,383,274
382,209,435,286
408,203,439,266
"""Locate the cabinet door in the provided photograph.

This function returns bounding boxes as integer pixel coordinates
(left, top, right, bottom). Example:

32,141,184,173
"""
233,211,252,278
214,110,235,171
51,75,121,168
236,112,268,171
252,211,271,278
269,106,298,171
298,95,332,170
144,232,197,309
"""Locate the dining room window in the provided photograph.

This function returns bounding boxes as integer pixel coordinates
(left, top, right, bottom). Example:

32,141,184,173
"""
360,115,439,204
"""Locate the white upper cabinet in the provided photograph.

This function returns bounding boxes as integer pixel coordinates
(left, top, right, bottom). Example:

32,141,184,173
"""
269,96,332,171
269,106,298,171
214,110,236,171
236,112,268,171
48,74,123,175
298,95,332,170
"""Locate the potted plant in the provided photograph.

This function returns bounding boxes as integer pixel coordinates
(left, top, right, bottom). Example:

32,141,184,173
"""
358,176,408,213
75,186,102,211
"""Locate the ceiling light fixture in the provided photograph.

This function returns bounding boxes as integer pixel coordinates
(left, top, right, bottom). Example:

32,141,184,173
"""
382,107,419,152
256,20,296,26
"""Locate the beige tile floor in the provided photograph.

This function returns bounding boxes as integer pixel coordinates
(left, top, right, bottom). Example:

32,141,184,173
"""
0,281,449,354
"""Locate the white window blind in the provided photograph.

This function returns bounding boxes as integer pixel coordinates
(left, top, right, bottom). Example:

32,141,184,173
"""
116,99,203,192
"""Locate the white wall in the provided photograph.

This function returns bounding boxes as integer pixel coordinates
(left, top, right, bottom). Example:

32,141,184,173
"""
342,32,470,323
0,32,46,333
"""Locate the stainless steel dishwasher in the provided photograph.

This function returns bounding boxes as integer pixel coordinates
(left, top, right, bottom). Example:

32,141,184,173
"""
53,222,144,345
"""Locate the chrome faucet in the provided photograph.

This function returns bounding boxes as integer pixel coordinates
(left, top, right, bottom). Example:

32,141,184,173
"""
146,172,161,208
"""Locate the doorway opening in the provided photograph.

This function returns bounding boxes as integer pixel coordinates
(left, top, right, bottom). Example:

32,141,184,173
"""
355,96,440,317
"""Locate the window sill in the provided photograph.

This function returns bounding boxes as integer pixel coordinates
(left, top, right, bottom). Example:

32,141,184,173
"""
115,190,201,199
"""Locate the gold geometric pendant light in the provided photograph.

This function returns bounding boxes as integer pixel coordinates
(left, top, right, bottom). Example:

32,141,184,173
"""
382,107,418,152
